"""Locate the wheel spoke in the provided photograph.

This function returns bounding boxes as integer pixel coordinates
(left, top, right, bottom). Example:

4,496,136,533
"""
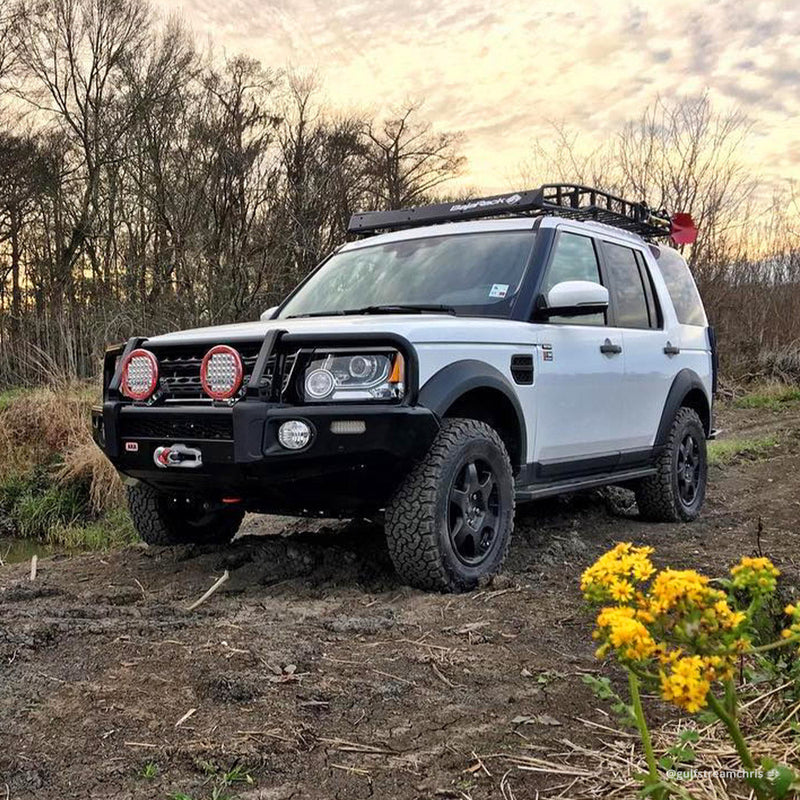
453,520,479,553
451,487,471,515
478,473,495,504
465,461,480,494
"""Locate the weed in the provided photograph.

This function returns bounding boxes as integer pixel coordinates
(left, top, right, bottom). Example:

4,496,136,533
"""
220,766,253,786
49,506,136,550
14,481,89,539
734,384,800,410
708,435,779,466
0,388,27,412
140,762,159,779
581,673,637,728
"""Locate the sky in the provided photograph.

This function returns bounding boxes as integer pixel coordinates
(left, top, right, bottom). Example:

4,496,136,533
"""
152,0,800,194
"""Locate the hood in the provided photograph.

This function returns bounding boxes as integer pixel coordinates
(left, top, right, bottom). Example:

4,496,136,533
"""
145,313,537,347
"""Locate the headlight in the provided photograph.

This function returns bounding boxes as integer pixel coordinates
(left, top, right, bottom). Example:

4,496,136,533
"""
302,350,405,402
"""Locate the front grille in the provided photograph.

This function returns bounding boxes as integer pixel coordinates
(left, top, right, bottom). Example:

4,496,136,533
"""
151,342,264,400
120,415,234,441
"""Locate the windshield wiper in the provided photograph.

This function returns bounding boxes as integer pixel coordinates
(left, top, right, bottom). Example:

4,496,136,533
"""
287,304,457,319
285,310,349,319
354,304,458,315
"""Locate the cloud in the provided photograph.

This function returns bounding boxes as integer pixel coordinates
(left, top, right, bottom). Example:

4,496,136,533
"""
152,0,800,190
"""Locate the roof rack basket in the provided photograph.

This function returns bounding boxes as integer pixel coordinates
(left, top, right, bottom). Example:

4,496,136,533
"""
348,183,672,240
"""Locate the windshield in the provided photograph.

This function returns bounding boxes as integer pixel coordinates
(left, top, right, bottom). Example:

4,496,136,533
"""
278,231,536,319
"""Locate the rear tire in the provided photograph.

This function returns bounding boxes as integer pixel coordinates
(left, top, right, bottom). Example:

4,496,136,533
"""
635,407,707,522
384,418,514,592
127,482,244,546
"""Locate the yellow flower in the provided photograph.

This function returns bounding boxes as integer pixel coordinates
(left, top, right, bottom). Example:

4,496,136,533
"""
660,655,711,712
785,604,797,616
581,543,655,603
609,579,635,602
712,599,746,630
648,568,717,614
596,606,657,661
730,556,780,595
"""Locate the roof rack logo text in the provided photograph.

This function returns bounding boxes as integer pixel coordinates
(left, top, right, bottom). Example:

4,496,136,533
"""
450,193,523,213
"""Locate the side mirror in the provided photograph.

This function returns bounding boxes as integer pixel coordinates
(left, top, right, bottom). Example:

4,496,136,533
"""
541,280,609,317
260,306,278,321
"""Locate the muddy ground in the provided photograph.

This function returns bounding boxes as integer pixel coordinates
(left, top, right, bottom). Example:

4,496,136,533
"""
1,404,800,800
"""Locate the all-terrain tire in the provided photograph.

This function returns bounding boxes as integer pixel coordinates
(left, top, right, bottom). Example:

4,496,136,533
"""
384,418,514,592
127,482,244,546
635,407,707,522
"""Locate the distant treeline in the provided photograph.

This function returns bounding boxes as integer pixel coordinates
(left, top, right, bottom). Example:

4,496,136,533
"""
1,1,799,386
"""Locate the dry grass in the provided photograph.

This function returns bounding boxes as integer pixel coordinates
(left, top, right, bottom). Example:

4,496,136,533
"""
759,344,800,384
483,683,800,799
0,383,122,514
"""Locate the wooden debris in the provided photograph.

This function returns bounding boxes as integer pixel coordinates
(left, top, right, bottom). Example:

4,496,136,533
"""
174,708,197,728
186,570,229,611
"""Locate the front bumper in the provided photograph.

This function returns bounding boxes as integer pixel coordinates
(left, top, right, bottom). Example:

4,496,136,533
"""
93,400,439,514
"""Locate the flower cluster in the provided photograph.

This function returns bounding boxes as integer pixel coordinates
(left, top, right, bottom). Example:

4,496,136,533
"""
580,542,655,604
730,556,780,595
595,606,657,662
782,604,800,653
582,544,782,713
659,654,710,713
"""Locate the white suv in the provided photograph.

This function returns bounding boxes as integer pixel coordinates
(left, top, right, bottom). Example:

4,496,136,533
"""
93,185,716,591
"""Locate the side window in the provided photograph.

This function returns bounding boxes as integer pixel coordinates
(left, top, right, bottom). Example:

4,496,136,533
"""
603,242,650,329
541,232,605,326
656,247,707,326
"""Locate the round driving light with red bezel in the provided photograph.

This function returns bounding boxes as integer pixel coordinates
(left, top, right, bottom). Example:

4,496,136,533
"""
120,349,159,401
200,345,244,400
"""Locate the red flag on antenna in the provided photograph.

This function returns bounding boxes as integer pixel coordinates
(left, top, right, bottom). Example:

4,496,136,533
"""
670,213,697,245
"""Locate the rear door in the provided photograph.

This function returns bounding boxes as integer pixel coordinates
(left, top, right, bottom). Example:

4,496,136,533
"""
599,240,678,454
531,229,628,476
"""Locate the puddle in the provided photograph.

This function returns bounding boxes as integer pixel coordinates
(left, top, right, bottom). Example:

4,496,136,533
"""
0,537,65,566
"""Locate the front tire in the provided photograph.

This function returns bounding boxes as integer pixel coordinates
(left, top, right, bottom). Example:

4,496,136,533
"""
635,407,707,522
384,418,514,592
127,482,244,546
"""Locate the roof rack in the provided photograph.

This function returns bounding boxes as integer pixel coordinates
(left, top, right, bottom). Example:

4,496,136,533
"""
348,184,673,240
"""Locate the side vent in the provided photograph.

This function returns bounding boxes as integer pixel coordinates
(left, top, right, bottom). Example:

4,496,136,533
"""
510,354,534,385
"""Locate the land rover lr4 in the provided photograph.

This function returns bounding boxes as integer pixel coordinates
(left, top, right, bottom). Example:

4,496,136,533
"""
93,184,716,592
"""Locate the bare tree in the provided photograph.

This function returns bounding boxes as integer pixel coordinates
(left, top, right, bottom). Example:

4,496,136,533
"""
0,3,23,81
616,94,757,272
364,103,465,208
0,132,49,327
12,0,151,292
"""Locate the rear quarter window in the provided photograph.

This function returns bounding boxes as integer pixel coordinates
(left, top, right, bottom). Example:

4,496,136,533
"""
655,247,707,326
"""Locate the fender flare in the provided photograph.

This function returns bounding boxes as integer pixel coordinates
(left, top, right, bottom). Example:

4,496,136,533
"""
655,368,711,446
418,359,527,469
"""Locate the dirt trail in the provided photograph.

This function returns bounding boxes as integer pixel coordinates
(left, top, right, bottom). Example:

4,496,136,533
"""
2,405,800,800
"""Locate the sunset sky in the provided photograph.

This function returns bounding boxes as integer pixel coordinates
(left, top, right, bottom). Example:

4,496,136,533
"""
153,0,800,194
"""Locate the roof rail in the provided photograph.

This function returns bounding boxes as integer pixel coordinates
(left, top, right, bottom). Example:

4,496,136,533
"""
348,184,673,240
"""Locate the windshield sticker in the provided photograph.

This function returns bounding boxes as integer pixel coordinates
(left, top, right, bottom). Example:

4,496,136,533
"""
489,283,509,299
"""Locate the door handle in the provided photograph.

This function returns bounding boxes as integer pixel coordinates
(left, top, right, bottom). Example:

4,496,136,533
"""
663,341,681,356
600,338,622,355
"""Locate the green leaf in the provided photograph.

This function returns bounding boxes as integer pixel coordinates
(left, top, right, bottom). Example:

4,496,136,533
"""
765,764,795,799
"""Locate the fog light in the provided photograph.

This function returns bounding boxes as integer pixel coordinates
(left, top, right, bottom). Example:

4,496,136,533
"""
330,420,366,435
278,420,312,450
